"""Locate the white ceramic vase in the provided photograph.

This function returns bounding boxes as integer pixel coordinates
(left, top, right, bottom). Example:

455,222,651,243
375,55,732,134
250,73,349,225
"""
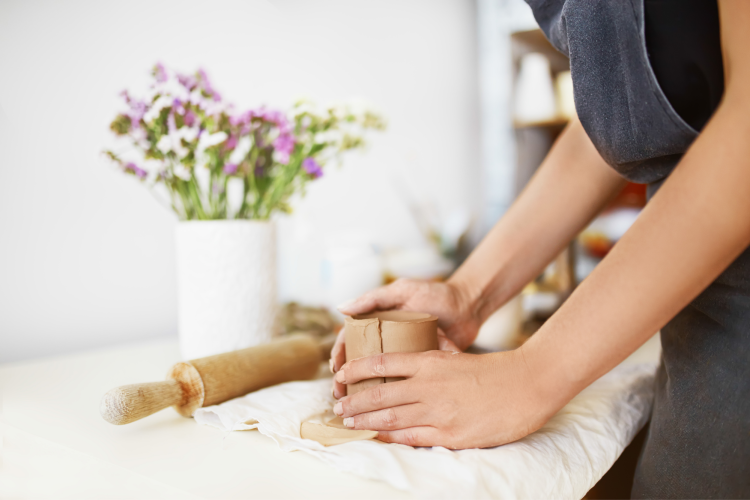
175,220,277,360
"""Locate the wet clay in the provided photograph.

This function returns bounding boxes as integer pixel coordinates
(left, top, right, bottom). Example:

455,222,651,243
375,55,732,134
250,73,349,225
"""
301,311,438,447
344,311,438,393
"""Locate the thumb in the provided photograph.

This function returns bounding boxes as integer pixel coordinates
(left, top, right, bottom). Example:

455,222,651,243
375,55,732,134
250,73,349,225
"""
437,328,461,353
337,280,413,315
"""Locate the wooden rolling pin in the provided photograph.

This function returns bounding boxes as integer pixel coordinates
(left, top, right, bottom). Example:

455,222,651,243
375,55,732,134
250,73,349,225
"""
101,333,334,425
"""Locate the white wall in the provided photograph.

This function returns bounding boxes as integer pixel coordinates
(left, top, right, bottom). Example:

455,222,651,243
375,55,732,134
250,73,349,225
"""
0,0,481,362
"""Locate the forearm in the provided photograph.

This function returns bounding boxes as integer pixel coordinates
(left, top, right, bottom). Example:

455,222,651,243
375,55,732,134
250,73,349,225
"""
449,118,625,324
524,92,750,411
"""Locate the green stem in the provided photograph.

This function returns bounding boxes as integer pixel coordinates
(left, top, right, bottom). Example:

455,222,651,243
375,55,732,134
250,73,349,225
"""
187,177,208,220
174,181,193,220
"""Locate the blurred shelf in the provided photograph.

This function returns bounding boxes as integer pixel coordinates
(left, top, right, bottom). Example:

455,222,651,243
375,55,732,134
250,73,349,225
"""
514,117,569,129
511,29,570,74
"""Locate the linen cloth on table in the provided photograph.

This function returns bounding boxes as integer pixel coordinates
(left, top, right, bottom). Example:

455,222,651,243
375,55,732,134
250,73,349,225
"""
194,363,657,500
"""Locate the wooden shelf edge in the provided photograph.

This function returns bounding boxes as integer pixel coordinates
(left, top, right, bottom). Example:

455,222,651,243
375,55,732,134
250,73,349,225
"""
513,118,570,129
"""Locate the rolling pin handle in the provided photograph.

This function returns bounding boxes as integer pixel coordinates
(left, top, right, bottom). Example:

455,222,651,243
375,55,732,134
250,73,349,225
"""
100,379,183,425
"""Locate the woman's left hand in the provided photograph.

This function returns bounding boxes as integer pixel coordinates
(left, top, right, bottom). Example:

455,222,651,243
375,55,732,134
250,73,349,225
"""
332,348,561,449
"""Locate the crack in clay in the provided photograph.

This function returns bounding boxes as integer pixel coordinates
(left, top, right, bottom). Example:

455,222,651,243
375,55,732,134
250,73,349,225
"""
374,318,386,375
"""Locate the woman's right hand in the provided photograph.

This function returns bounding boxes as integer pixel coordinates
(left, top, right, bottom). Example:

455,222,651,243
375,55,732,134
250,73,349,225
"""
330,278,481,398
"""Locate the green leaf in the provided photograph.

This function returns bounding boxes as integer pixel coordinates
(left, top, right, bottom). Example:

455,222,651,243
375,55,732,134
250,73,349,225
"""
110,114,132,135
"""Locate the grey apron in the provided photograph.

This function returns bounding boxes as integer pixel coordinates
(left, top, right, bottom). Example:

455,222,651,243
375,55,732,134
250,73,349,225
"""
525,0,750,497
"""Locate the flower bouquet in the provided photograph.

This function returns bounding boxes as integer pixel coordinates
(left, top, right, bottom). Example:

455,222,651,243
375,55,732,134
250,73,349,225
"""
105,63,384,220
105,64,384,358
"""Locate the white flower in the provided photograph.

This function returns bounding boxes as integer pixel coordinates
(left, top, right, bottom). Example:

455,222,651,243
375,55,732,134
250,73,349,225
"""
293,99,317,116
228,136,253,165
327,105,346,121
226,177,245,218
175,126,199,143
194,131,229,166
143,95,173,123
193,163,210,194
156,127,197,158
145,75,189,104
142,158,167,182
173,164,192,181
199,131,228,149
315,130,340,144
156,135,172,154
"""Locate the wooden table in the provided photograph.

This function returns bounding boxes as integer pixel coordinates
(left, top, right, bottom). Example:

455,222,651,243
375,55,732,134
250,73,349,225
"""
1,335,661,499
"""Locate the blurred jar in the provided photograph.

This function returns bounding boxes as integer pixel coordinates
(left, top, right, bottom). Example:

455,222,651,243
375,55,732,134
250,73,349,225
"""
555,70,576,120
514,52,557,124
321,235,383,311
473,295,523,351
382,246,454,283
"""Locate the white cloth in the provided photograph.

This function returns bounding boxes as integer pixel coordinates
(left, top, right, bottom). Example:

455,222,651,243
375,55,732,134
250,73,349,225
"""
194,363,657,499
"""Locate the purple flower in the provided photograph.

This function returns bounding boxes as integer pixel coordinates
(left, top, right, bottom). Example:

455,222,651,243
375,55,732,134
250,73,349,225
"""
302,157,323,178
273,133,295,161
130,101,146,120
230,110,253,127
124,162,147,179
276,151,290,165
249,108,290,127
120,90,147,127
197,68,221,101
223,163,238,175
154,62,168,83
184,110,196,127
177,73,197,91
224,134,238,151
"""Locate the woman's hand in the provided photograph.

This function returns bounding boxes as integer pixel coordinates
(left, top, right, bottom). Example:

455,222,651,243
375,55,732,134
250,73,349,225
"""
329,278,481,398
331,349,560,449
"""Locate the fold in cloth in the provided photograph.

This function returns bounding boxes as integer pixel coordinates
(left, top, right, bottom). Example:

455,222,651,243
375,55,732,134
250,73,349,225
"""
194,363,656,499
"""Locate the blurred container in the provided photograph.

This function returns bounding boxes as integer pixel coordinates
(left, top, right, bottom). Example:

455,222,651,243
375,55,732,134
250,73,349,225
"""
321,235,383,310
514,52,557,124
382,246,454,283
176,220,277,359
473,295,523,351
579,207,641,259
555,70,576,120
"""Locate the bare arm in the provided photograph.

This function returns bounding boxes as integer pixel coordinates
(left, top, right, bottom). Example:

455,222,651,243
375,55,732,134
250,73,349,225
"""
332,0,750,449
338,117,624,350
449,117,625,336
521,0,750,410
330,115,623,399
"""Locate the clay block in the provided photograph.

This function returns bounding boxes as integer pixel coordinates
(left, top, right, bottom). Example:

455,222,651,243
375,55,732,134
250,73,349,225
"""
344,311,438,394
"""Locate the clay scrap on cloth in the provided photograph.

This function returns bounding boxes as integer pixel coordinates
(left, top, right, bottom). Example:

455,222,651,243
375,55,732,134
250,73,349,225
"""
300,416,378,446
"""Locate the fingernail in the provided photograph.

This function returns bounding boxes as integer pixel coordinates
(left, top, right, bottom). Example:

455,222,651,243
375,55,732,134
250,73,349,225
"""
336,298,356,312
335,369,346,384
329,358,335,374
343,417,354,428
333,402,343,416
331,387,336,399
